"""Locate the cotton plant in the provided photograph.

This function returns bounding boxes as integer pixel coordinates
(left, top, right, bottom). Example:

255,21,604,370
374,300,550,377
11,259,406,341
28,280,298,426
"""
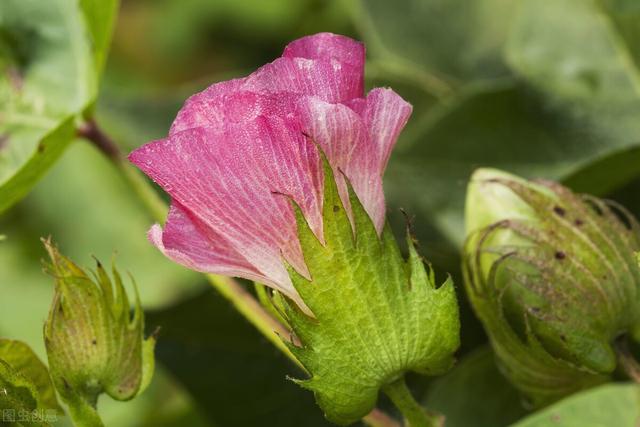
4,4,640,424
129,33,460,426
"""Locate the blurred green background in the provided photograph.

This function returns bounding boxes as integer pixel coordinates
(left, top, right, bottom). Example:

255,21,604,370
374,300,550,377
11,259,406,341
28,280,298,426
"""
2,0,640,425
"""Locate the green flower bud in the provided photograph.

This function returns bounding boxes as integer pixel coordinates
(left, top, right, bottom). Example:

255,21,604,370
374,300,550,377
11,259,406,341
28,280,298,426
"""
463,168,640,407
42,239,155,425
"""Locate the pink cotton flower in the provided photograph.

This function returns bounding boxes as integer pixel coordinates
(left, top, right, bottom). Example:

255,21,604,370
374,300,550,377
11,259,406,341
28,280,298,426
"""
129,33,412,310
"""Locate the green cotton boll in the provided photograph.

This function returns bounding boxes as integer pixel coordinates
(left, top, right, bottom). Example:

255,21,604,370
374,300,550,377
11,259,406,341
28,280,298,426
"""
42,239,156,424
463,168,640,407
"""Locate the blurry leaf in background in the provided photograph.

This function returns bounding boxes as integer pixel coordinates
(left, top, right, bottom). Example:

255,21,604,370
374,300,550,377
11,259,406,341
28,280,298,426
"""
0,138,208,425
0,0,118,213
423,347,526,427
511,383,640,427
0,339,61,412
109,0,353,87
357,0,640,254
147,288,332,427
356,0,515,86
0,141,204,356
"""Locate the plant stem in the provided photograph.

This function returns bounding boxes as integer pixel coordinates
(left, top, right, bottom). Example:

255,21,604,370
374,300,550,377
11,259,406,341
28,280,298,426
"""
80,119,397,426
63,394,104,427
382,378,441,427
207,274,301,368
615,336,640,383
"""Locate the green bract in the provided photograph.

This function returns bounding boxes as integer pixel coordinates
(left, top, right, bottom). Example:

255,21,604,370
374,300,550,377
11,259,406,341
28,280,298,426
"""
277,164,460,425
43,240,155,426
463,168,640,407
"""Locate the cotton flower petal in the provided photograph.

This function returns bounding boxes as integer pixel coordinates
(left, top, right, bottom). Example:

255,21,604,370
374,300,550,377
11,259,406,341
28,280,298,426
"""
129,106,324,292
347,88,413,172
150,201,265,281
283,32,365,75
243,56,363,103
170,78,245,135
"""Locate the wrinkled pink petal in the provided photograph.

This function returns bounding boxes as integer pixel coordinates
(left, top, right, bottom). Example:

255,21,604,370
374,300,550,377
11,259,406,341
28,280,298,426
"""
283,32,365,78
150,202,263,281
243,56,362,103
150,201,308,309
170,78,245,135
347,88,413,172
295,96,368,227
296,89,411,232
130,104,324,297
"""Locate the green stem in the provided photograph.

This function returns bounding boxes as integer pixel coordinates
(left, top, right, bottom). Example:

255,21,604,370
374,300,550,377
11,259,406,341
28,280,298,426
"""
63,395,104,427
382,378,441,427
80,119,396,426
207,274,301,369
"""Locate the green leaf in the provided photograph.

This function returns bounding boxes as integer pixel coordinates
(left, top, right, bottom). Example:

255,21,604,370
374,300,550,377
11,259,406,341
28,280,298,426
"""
0,117,76,213
0,359,50,426
356,0,515,89
386,78,640,249
79,0,120,82
370,0,640,260
511,383,640,427
0,339,61,413
507,0,640,106
283,163,460,425
423,346,526,427
0,0,119,213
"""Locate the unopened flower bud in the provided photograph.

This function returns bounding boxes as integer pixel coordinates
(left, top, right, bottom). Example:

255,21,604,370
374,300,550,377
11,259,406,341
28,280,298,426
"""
43,239,155,424
463,169,640,406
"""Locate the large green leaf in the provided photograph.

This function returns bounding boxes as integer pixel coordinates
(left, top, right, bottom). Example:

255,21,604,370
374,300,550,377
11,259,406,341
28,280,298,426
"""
361,0,640,254
0,0,118,213
356,0,515,88
511,383,640,427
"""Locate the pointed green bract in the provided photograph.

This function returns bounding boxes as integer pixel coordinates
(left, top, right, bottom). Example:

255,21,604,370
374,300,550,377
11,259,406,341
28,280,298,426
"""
281,163,460,425
42,240,156,426
463,168,640,407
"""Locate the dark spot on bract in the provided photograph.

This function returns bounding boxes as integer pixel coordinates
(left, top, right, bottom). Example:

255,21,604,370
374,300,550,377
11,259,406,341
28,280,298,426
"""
92,339,97,345
560,334,567,342
574,219,583,226
553,206,566,216
333,205,340,213
37,142,45,153
555,251,566,260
